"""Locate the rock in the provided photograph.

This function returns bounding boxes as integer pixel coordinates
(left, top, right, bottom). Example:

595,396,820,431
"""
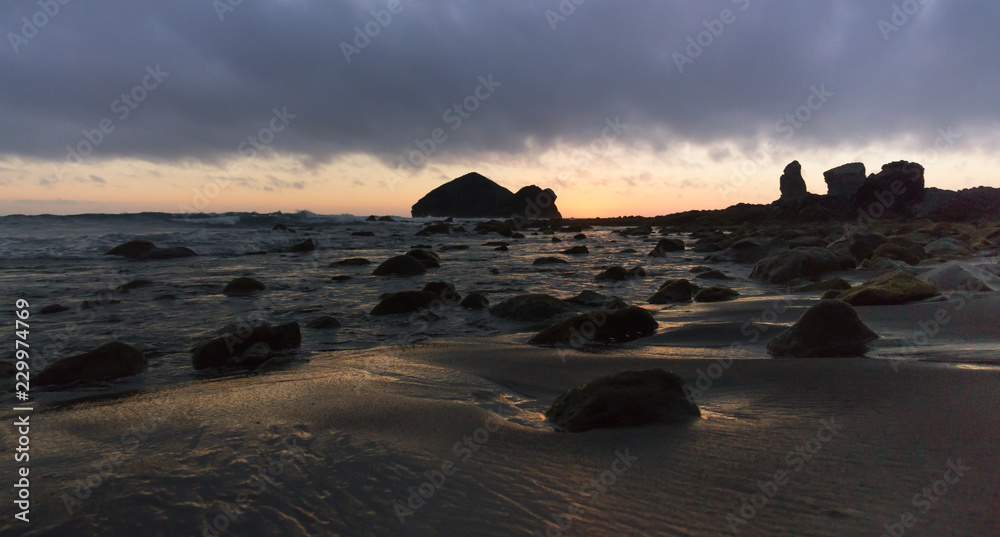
439,244,469,251
604,298,629,310
707,237,787,264
141,247,198,260
489,268,500,274
287,239,316,253
595,266,645,282
417,223,452,235
529,306,658,346
36,342,147,387
840,271,938,306
619,248,637,253
483,241,508,247
366,215,377,221
351,231,375,237
545,369,700,432
766,300,878,357
116,279,154,292
489,294,577,321
620,226,652,237
694,287,739,302
648,238,685,257
568,290,609,307
272,223,292,231
871,243,921,265
574,233,587,240
919,261,1000,292
821,290,843,300
405,249,441,268
333,257,371,266
378,216,395,222
787,236,827,248
372,255,427,276
223,277,265,296
863,257,916,274
192,322,301,369
106,239,157,258
460,292,490,309
924,238,970,258
551,237,562,243
750,248,842,284
853,161,925,218
331,275,352,282
649,279,696,304
533,257,568,265
411,172,561,218
40,304,70,314
495,245,509,251
779,160,808,200
793,278,852,292
511,232,525,239
689,266,712,274
562,245,589,255
423,281,462,302
824,162,866,199
306,316,342,329
848,232,888,262
371,291,440,315
694,269,730,280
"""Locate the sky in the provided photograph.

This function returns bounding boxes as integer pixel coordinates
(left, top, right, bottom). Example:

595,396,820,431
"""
1,0,998,217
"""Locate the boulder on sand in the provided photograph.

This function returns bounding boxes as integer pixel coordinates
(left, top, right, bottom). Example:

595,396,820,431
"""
529,306,658,346
767,300,878,357
648,279,696,304
919,261,1000,292
488,294,576,322
750,248,842,285
545,369,700,432
694,287,739,302
36,342,147,387
839,270,938,306
192,322,301,369
372,255,427,276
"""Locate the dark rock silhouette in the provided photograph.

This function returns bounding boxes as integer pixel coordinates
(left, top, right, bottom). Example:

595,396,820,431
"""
192,322,301,369
411,172,561,218
767,300,877,357
824,162,866,198
853,161,925,218
779,161,808,200
36,342,147,386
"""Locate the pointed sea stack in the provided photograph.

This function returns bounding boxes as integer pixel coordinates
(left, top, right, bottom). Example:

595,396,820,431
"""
411,172,561,219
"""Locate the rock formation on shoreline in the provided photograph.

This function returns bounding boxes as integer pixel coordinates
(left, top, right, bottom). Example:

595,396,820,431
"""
411,172,561,219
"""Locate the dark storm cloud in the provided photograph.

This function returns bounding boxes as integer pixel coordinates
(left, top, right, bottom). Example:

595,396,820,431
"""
1,0,997,170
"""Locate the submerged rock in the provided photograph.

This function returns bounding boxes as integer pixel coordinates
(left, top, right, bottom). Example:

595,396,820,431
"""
694,269,730,280
40,304,70,314
545,369,700,432
105,239,156,258
423,281,462,302
36,342,147,387
116,279,154,292
488,294,576,321
289,239,316,252
840,271,938,306
529,306,658,346
594,265,645,282
371,291,440,315
767,300,878,357
223,277,265,296
192,322,301,369
333,257,371,266
460,292,490,309
372,255,427,276
648,238,685,257
306,316,341,329
533,257,568,265
562,245,589,255
648,279,697,304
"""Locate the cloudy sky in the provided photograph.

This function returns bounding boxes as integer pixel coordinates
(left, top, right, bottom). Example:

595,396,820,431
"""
1,0,998,216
